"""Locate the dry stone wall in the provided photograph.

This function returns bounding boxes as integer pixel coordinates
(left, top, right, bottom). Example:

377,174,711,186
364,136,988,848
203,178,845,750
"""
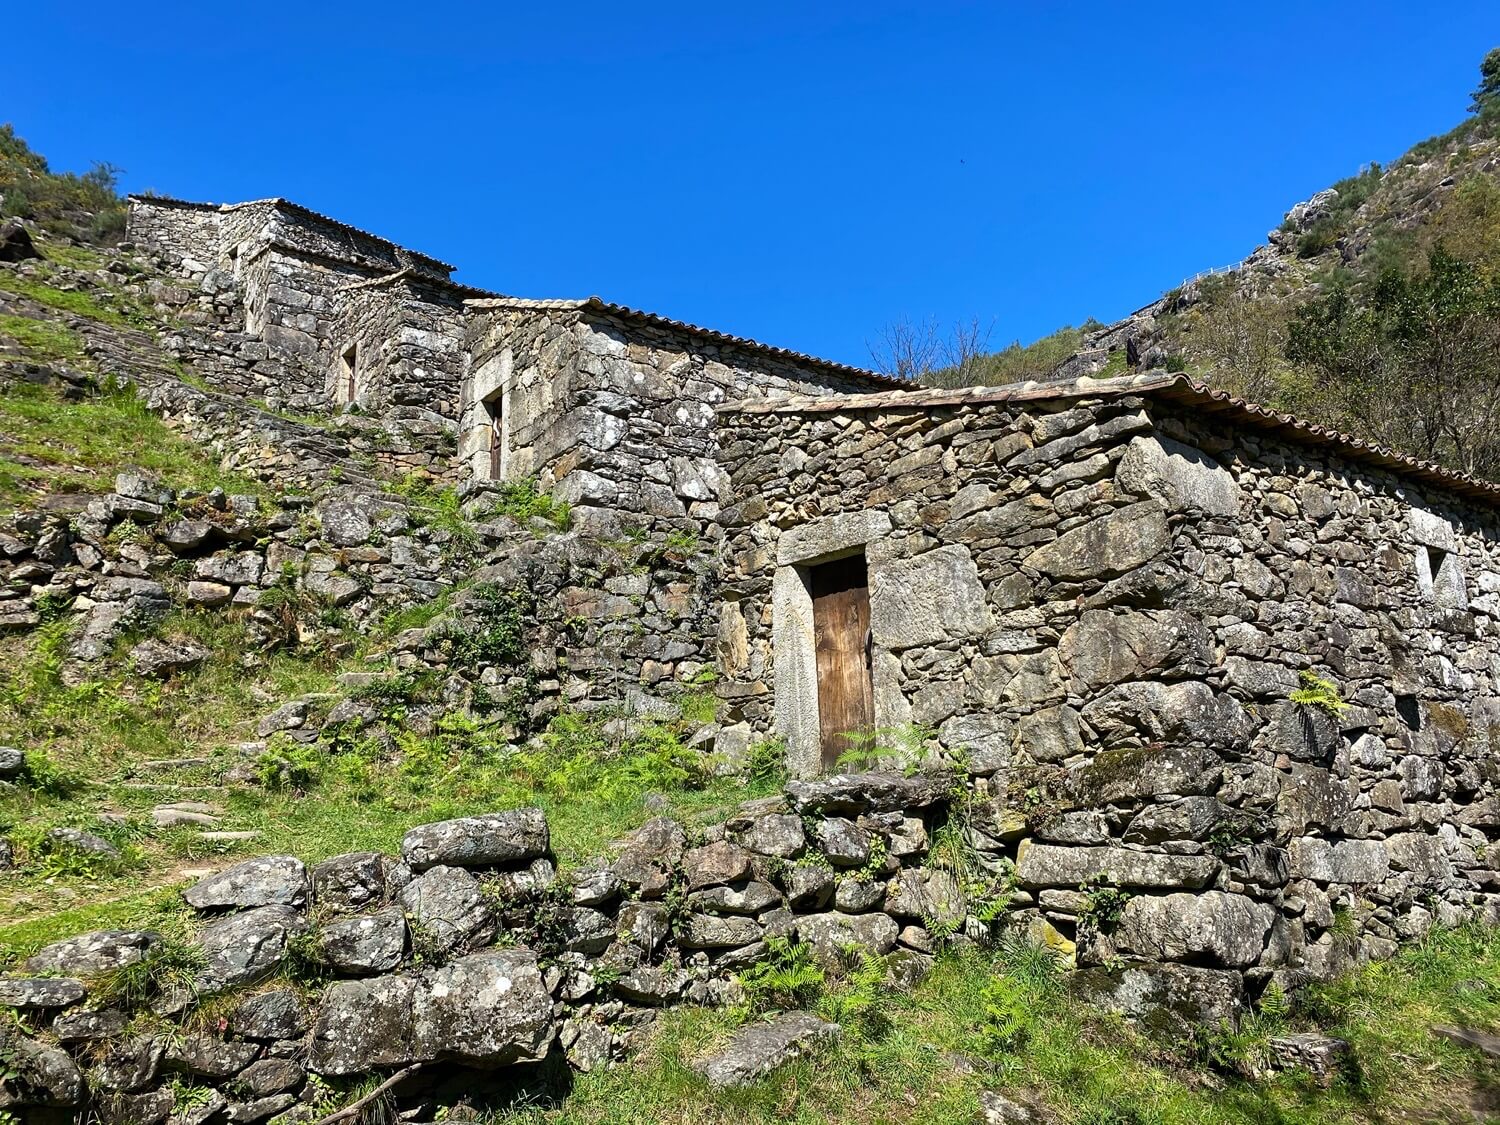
716,386,1500,1022
0,771,966,1123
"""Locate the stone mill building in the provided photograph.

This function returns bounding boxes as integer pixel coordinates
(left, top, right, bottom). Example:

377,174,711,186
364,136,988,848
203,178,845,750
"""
123,192,1500,1008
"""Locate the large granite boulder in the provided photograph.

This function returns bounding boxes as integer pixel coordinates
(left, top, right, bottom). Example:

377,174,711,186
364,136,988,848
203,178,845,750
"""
785,771,951,815
398,865,494,955
401,809,549,872
24,930,161,975
1114,891,1275,967
308,949,554,1075
194,906,306,992
693,1011,840,1088
183,856,308,911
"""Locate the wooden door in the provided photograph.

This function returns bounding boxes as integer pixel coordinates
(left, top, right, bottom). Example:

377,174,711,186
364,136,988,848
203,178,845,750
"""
486,395,504,480
811,554,874,771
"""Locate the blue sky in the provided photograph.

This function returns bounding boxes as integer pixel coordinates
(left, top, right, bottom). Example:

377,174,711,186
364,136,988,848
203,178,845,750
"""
6,3,1496,368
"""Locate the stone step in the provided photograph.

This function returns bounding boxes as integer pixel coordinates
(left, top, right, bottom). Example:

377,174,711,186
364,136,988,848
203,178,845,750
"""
136,758,211,772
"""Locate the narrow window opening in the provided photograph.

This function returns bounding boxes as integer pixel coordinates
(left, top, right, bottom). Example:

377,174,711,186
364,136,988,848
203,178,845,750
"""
1418,544,1468,611
482,390,504,480
1395,693,1421,732
809,553,874,772
339,344,359,405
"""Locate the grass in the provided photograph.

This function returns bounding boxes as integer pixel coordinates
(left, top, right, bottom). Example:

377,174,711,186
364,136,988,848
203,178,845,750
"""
482,927,1500,1125
0,599,773,946
0,377,269,508
0,271,149,330
0,312,84,362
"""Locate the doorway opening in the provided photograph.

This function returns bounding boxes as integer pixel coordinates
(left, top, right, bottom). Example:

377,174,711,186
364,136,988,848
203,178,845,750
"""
482,389,505,480
339,344,359,404
809,553,874,771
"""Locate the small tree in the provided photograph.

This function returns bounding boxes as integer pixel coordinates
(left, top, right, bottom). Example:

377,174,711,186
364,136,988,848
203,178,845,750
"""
1472,47,1500,115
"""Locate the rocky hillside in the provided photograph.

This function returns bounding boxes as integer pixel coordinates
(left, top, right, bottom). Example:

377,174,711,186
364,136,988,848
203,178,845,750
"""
5,125,1500,1125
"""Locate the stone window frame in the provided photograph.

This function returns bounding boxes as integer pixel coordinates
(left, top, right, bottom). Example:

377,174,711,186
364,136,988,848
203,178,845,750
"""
464,349,514,482
336,342,360,406
771,510,893,778
1407,507,1468,611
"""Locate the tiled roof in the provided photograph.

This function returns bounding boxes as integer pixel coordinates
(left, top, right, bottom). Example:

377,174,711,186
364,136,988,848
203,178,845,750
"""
721,371,1500,505
466,296,910,389
127,194,456,272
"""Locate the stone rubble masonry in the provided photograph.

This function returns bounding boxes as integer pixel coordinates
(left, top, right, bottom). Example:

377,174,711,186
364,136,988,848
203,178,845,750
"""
717,383,1500,1006
0,776,1014,1118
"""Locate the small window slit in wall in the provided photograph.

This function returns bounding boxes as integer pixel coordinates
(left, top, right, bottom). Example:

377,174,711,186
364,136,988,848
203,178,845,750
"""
340,344,359,405
1395,693,1421,732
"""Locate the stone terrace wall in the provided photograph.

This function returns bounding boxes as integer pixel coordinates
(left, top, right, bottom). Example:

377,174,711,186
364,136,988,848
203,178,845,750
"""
0,773,964,1123
462,303,892,541
716,387,1500,1013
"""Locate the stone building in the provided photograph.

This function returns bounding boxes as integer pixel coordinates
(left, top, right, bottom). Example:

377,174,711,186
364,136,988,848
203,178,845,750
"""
127,195,486,418
716,371,1500,992
121,197,1500,993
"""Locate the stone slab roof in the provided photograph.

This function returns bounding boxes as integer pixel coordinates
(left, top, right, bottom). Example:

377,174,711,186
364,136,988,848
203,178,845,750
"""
466,296,910,390
335,266,500,300
721,371,1500,506
127,194,457,273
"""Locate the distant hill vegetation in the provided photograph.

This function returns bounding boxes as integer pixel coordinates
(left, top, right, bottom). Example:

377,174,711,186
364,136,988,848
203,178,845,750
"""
894,48,1500,481
0,124,125,243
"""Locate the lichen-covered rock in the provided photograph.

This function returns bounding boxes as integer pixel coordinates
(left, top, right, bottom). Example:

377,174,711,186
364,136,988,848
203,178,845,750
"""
1115,434,1242,516
194,905,306,992
184,856,308,911
308,949,554,1076
316,906,407,974
1114,891,1275,967
1015,843,1218,890
784,864,836,910
688,880,781,916
884,869,964,928
1022,501,1170,579
611,816,686,898
23,930,161,975
229,989,309,1041
129,637,211,678
398,864,494,955
0,976,85,1009
237,1057,305,1096
796,911,898,963
869,545,994,648
0,1025,85,1108
813,817,871,867
53,1008,127,1043
785,771,951,815
695,1012,841,1089
679,914,764,949
683,840,753,890
1071,963,1245,1040
400,808,549,871
312,850,408,912
734,813,807,858
164,1035,260,1080
307,974,419,1075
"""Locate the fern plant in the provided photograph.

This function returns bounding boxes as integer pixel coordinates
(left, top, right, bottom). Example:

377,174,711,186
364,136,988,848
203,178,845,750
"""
1290,669,1350,717
738,937,824,1012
